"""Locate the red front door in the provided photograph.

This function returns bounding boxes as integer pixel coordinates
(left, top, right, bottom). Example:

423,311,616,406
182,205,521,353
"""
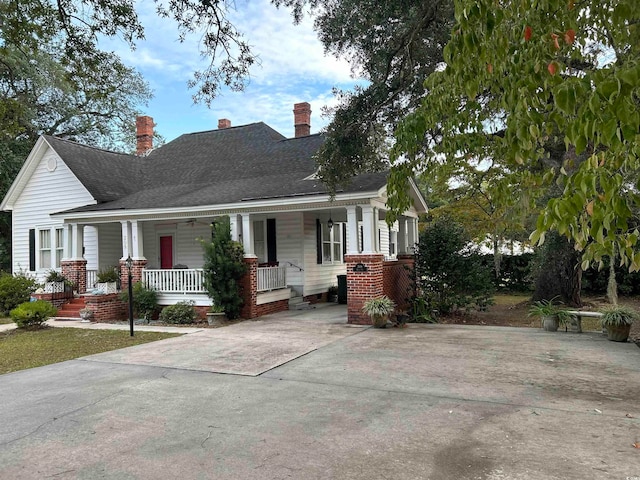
160,236,173,269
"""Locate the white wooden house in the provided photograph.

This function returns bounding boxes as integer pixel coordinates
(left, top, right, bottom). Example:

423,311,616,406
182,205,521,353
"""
1,103,426,323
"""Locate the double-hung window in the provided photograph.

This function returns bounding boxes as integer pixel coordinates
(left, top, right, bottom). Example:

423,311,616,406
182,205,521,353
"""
319,222,343,264
55,228,64,267
39,230,51,269
34,227,65,270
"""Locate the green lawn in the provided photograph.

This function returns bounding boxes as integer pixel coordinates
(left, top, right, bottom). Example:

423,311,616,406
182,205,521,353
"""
0,327,180,374
0,317,13,325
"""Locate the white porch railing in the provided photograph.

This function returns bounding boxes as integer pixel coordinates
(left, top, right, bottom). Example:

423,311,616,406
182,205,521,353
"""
257,266,287,292
86,270,98,289
143,269,207,293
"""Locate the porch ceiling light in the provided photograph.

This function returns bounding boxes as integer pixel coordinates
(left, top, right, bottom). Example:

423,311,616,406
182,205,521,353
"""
327,217,334,231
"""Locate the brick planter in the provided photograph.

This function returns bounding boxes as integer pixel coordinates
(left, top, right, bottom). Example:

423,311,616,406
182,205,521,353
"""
346,254,385,325
83,294,128,323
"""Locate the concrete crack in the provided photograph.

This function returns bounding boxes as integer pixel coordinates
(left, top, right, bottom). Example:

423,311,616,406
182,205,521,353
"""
0,390,122,447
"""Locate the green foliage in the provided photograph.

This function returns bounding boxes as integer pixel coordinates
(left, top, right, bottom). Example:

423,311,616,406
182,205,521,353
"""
0,140,32,271
0,273,38,316
120,282,159,321
159,301,199,325
361,296,396,317
530,231,582,306
209,304,225,313
10,300,57,328
528,299,560,317
480,254,534,292
414,216,494,316
45,270,66,283
0,0,260,109
97,267,120,283
201,216,247,320
408,296,436,323
582,258,640,296
600,305,638,327
389,0,640,274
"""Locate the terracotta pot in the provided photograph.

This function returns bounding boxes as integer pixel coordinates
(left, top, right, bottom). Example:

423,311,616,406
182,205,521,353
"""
605,324,631,342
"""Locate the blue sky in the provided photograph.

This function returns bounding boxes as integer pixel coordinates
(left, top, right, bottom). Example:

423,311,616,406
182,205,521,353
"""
103,0,362,142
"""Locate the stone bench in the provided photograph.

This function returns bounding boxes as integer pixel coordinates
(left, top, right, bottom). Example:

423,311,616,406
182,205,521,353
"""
565,310,603,333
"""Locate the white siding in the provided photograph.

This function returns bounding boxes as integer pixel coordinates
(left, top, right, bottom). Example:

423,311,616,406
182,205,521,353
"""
84,226,98,270
237,212,305,292
143,220,212,269
273,212,304,291
302,212,346,297
378,220,389,258
12,147,96,282
97,223,122,269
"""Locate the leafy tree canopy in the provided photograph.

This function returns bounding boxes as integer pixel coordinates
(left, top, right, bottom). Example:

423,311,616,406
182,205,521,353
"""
389,0,640,271
275,0,455,193
0,0,255,106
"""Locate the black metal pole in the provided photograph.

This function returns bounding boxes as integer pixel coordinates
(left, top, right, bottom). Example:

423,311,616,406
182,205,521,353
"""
128,271,134,337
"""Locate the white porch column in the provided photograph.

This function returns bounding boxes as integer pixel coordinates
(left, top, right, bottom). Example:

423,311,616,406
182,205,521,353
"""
407,217,418,252
62,224,72,260
373,207,380,253
71,223,84,259
346,206,359,254
131,220,145,260
397,217,408,254
241,213,256,257
229,214,240,242
361,205,376,254
121,220,132,260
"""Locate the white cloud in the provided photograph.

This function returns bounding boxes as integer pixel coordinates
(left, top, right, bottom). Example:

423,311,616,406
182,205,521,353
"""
99,0,365,141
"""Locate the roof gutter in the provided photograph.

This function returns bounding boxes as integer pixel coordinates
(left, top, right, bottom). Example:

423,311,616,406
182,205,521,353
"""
50,190,385,223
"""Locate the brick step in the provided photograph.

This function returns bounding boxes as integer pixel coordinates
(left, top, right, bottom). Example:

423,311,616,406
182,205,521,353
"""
66,298,87,305
55,297,86,318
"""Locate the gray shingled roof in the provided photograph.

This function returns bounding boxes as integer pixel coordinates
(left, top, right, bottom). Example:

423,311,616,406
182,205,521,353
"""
48,122,388,214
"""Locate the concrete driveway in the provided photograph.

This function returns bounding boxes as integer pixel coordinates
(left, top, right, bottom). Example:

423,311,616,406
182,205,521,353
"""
1,304,639,479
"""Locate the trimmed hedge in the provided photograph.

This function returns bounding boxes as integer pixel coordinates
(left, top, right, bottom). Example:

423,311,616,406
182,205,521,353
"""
0,273,38,315
10,300,58,328
159,301,199,324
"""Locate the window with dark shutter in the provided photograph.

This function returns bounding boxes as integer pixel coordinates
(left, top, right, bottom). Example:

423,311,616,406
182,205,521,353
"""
29,229,35,271
342,223,347,260
267,218,277,263
316,219,322,264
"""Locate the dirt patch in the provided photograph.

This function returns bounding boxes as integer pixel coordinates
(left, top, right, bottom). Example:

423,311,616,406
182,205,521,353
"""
437,294,640,344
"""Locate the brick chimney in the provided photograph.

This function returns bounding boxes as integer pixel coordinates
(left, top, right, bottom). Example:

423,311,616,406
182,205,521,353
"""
136,116,154,155
218,118,231,129
293,102,311,137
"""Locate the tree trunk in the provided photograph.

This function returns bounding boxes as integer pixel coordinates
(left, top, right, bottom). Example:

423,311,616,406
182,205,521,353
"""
606,247,618,306
532,231,583,307
492,232,502,279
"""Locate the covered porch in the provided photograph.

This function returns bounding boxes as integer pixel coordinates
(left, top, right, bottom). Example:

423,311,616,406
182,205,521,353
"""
57,197,420,323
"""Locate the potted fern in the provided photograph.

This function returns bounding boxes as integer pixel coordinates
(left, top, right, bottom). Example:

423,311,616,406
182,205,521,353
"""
96,267,119,294
600,305,637,342
528,298,571,332
362,296,396,328
44,270,66,293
